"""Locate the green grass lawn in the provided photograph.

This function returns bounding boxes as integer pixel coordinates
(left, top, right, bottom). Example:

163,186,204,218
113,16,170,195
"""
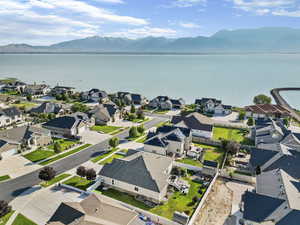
23,150,55,163
91,148,119,163
176,158,202,167
127,132,145,141
40,174,71,188
0,210,14,225
91,125,122,134
48,138,79,151
110,127,128,135
212,127,252,145
150,178,207,219
154,109,169,114
135,135,148,143
155,121,172,128
131,117,150,123
101,189,152,210
193,143,225,166
12,101,37,109
40,144,91,166
63,176,94,191
99,153,124,165
12,214,37,225
0,175,10,182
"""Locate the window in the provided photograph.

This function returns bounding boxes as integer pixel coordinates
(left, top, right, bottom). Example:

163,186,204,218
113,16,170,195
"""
134,187,139,192
112,180,115,185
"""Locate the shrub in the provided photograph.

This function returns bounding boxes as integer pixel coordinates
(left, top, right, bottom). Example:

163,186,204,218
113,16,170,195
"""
137,125,145,134
77,166,86,178
0,200,11,217
39,167,56,183
109,137,119,148
54,142,62,154
86,168,96,181
129,126,139,138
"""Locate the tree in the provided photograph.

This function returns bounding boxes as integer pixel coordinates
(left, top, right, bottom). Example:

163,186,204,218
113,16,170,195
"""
130,104,136,114
76,166,86,178
253,94,272,105
0,200,11,218
225,141,241,155
86,168,96,181
220,139,229,150
137,125,145,134
71,103,89,113
129,126,139,138
38,167,56,184
238,111,245,120
48,113,56,120
109,137,119,148
283,118,290,127
136,110,145,120
54,142,62,154
247,117,254,126
26,94,32,102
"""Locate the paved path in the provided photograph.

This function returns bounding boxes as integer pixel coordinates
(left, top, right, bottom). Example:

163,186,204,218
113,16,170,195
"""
0,116,167,203
271,88,300,122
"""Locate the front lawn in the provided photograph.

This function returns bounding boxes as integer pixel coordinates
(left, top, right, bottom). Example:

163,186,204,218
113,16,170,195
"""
12,214,37,225
91,148,119,163
23,150,55,163
48,138,79,151
212,127,252,145
91,125,122,134
40,144,91,166
0,175,10,182
0,211,14,225
131,117,150,123
155,121,172,128
63,176,94,191
40,174,71,188
150,178,207,220
154,109,169,114
135,135,148,143
99,153,124,165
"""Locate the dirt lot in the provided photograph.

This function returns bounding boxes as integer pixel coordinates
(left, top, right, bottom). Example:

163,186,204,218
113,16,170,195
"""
194,178,233,225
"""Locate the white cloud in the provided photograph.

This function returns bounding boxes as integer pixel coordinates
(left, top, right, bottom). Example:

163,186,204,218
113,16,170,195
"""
272,9,300,17
166,0,206,8
91,0,124,3
179,22,201,28
29,0,55,9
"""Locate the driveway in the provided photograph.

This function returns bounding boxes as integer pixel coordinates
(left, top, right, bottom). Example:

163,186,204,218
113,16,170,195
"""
12,186,85,225
211,112,247,128
0,155,42,178
81,130,111,145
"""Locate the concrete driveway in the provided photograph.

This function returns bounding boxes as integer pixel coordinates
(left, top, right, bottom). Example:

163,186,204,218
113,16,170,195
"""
13,186,85,225
81,130,111,145
0,155,42,178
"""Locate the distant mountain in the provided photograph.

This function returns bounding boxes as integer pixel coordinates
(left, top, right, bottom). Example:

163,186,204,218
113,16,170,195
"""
1,27,300,53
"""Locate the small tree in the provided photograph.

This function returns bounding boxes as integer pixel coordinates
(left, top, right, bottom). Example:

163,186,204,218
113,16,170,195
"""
128,113,137,121
0,200,12,218
129,126,139,138
247,117,254,126
226,141,241,155
137,125,145,134
109,137,119,149
137,110,145,120
76,166,86,178
238,111,245,120
26,94,32,102
130,104,136,114
283,118,290,127
39,167,56,184
54,142,62,154
86,168,96,181
253,94,272,105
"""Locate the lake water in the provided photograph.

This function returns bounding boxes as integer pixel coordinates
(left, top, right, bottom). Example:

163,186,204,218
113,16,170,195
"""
0,54,299,108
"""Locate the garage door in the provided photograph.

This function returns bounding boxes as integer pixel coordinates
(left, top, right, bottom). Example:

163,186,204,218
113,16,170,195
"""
1,149,17,158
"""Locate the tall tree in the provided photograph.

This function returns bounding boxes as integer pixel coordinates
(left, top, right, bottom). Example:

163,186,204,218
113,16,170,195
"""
38,167,56,184
253,94,272,105
130,104,136,114
109,137,119,149
247,117,254,126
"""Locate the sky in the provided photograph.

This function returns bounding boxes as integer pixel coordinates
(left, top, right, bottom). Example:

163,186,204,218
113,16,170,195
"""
1,0,300,45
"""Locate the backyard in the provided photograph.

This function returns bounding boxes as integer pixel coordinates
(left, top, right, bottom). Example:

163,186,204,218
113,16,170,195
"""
212,127,253,145
91,125,122,134
63,176,94,191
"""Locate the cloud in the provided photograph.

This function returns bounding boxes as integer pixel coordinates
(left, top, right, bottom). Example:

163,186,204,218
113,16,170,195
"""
165,0,206,8
91,0,124,3
179,22,201,28
272,9,300,17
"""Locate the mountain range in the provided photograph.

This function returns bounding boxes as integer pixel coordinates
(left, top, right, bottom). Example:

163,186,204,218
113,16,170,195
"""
1,27,300,53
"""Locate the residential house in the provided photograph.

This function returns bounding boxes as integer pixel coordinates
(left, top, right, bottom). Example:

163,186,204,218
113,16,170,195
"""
144,125,192,157
1,81,26,93
245,104,290,120
47,194,142,225
88,103,120,125
149,96,172,110
0,107,23,127
81,89,109,103
42,115,87,138
171,112,214,139
50,86,75,96
99,151,173,203
242,169,300,225
195,98,232,115
23,84,51,97
115,92,147,105
30,102,64,115
170,98,185,109
0,125,52,158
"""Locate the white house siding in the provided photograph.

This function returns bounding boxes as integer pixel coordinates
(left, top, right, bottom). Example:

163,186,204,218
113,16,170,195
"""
1,148,17,158
143,144,167,156
100,176,167,203
0,115,11,127
167,140,184,156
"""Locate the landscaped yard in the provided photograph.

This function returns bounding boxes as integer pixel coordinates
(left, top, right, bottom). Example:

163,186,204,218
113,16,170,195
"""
99,153,124,165
91,148,119,163
40,174,71,188
12,213,37,225
155,121,172,128
40,144,91,166
135,135,148,143
12,101,37,110
154,109,169,114
131,117,150,123
212,127,253,145
150,178,207,220
176,158,202,167
63,176,94,191
0,175,10,182
0,211,14,225
48,138,79,151
23,150,55,163
91,125,122,134
194,143,225,166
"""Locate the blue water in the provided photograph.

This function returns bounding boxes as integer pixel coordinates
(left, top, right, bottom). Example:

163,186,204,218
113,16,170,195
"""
0,53,299,108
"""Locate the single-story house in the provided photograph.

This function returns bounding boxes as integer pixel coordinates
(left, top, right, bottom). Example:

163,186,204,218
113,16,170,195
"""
0,125,52,158
47,194,142,225
99,151,173,203
88,103,120,125
81,89,109,103
0,107,23,127
171,112,214,139
42,115,87,138
30,102,64,115
245,104,290,120
23,84,51,96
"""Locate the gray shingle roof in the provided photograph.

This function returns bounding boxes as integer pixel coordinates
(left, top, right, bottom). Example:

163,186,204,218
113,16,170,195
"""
249,148,278,168
277,210,300,225
1,107,21,117
30,102,62,114
172,112,213,132
43,116,78,129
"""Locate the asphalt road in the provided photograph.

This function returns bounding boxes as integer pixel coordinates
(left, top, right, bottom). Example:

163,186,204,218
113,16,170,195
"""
0,116,167,203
